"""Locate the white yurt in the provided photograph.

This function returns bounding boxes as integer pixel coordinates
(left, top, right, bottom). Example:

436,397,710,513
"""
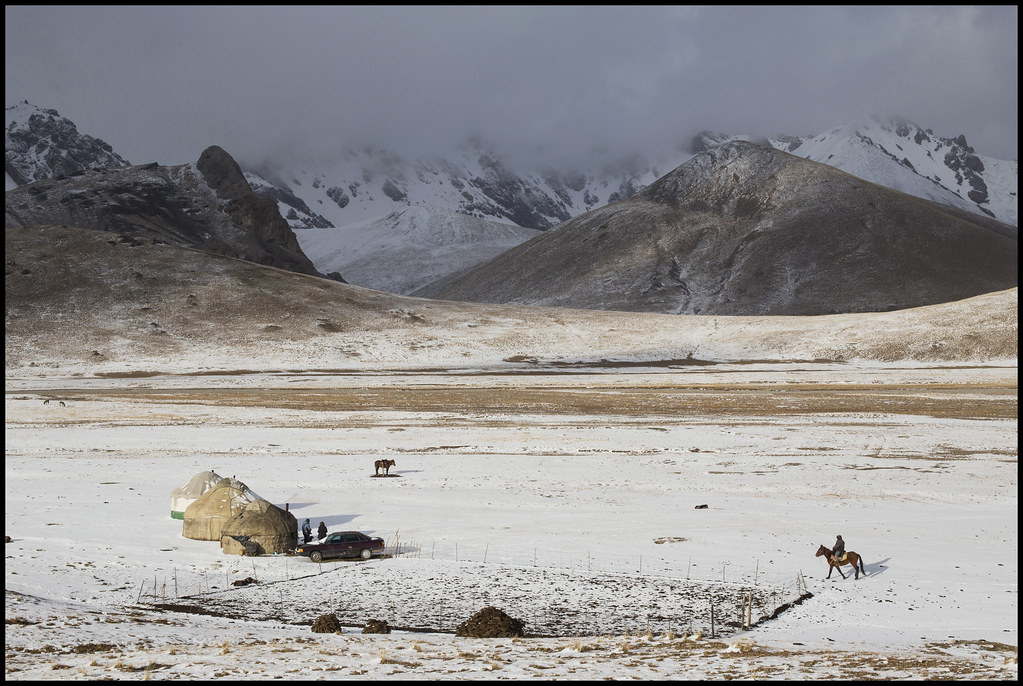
182,477,261,541
170,470,223,519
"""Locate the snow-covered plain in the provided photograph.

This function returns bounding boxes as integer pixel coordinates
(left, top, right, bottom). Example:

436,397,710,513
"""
5,359,1017,680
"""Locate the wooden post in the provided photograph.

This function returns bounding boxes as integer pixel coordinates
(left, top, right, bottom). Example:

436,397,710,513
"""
747,590,753,628
710,599,715,638
754,559,759,586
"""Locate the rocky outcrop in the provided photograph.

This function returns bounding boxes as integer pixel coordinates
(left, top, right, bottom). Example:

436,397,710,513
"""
468,152,573,229
5,101,131,186
195,145,324,275
5,145,333,280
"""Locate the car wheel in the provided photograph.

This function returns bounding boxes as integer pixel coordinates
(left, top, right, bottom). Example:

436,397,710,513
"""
310,551,323,563
360,548,372,560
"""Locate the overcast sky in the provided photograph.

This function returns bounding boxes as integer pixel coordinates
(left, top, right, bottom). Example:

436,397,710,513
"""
5,6,1018,170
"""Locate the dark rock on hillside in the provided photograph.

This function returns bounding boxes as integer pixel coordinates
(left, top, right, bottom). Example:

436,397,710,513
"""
468,152,573,229
5,146,332,280
421,141,1017,315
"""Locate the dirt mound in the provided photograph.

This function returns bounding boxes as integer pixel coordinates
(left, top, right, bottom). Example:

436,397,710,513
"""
362,619,391,634
311,613,343,633
454,606,525,638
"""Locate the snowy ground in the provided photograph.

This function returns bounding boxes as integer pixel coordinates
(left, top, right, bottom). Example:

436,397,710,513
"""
4,363,1018,680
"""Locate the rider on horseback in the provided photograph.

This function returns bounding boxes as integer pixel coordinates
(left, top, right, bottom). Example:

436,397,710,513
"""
833,535,846,562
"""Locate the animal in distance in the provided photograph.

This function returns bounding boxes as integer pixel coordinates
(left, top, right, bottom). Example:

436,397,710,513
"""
374,459,396,476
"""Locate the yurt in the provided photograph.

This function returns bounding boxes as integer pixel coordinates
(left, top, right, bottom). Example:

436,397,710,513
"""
182,477,260,541
170,470,223,519
220,499,298,555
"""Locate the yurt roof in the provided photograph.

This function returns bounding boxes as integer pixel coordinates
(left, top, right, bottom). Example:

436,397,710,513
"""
171,470,223,498
183,478,259,518
221,499,297,536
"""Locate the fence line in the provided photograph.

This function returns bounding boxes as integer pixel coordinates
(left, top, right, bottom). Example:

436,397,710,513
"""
132,537,807,615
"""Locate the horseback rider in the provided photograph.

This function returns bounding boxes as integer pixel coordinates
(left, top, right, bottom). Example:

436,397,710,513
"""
833,535,846,562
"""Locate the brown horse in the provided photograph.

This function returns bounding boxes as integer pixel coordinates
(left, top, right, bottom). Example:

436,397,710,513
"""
374,459,395,476
816,544,866,579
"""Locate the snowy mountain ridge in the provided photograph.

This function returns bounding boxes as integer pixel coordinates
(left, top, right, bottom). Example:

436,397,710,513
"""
261,116,1016,238
4,100,130,188
247,141,673,233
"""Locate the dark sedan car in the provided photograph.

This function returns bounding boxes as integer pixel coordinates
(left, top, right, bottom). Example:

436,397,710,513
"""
296,531,385,562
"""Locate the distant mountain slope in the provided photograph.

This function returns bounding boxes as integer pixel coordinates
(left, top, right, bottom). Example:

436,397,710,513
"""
294,206,541,295
4,145,328,279
5,224,1016,375
252,142,675,233
5,101,131,189
256,119,1016,291
421,141,1017,316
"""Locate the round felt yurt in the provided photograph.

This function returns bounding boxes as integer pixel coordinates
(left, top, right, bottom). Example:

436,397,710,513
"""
220,499,298,555
170,470,223,519
182,477,260,541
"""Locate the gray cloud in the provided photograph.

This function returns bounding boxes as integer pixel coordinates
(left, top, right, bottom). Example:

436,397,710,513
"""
5,6,1017,170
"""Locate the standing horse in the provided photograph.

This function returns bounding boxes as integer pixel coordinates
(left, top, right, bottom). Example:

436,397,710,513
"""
816,544,866,579
374,459,396,476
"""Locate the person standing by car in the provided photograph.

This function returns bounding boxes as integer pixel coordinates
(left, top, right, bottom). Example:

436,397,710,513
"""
317,521,328,540
302,519,312,544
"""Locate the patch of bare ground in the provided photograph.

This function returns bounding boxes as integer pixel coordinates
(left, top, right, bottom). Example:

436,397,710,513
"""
30,382,1018,420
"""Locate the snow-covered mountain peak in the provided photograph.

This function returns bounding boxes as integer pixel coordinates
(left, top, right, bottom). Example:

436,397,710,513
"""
786,115,1016,224
5,100,131,189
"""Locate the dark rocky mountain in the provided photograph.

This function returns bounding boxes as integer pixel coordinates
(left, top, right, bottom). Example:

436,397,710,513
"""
419,141,1017,316
4,145,333,280
5,101,131,186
